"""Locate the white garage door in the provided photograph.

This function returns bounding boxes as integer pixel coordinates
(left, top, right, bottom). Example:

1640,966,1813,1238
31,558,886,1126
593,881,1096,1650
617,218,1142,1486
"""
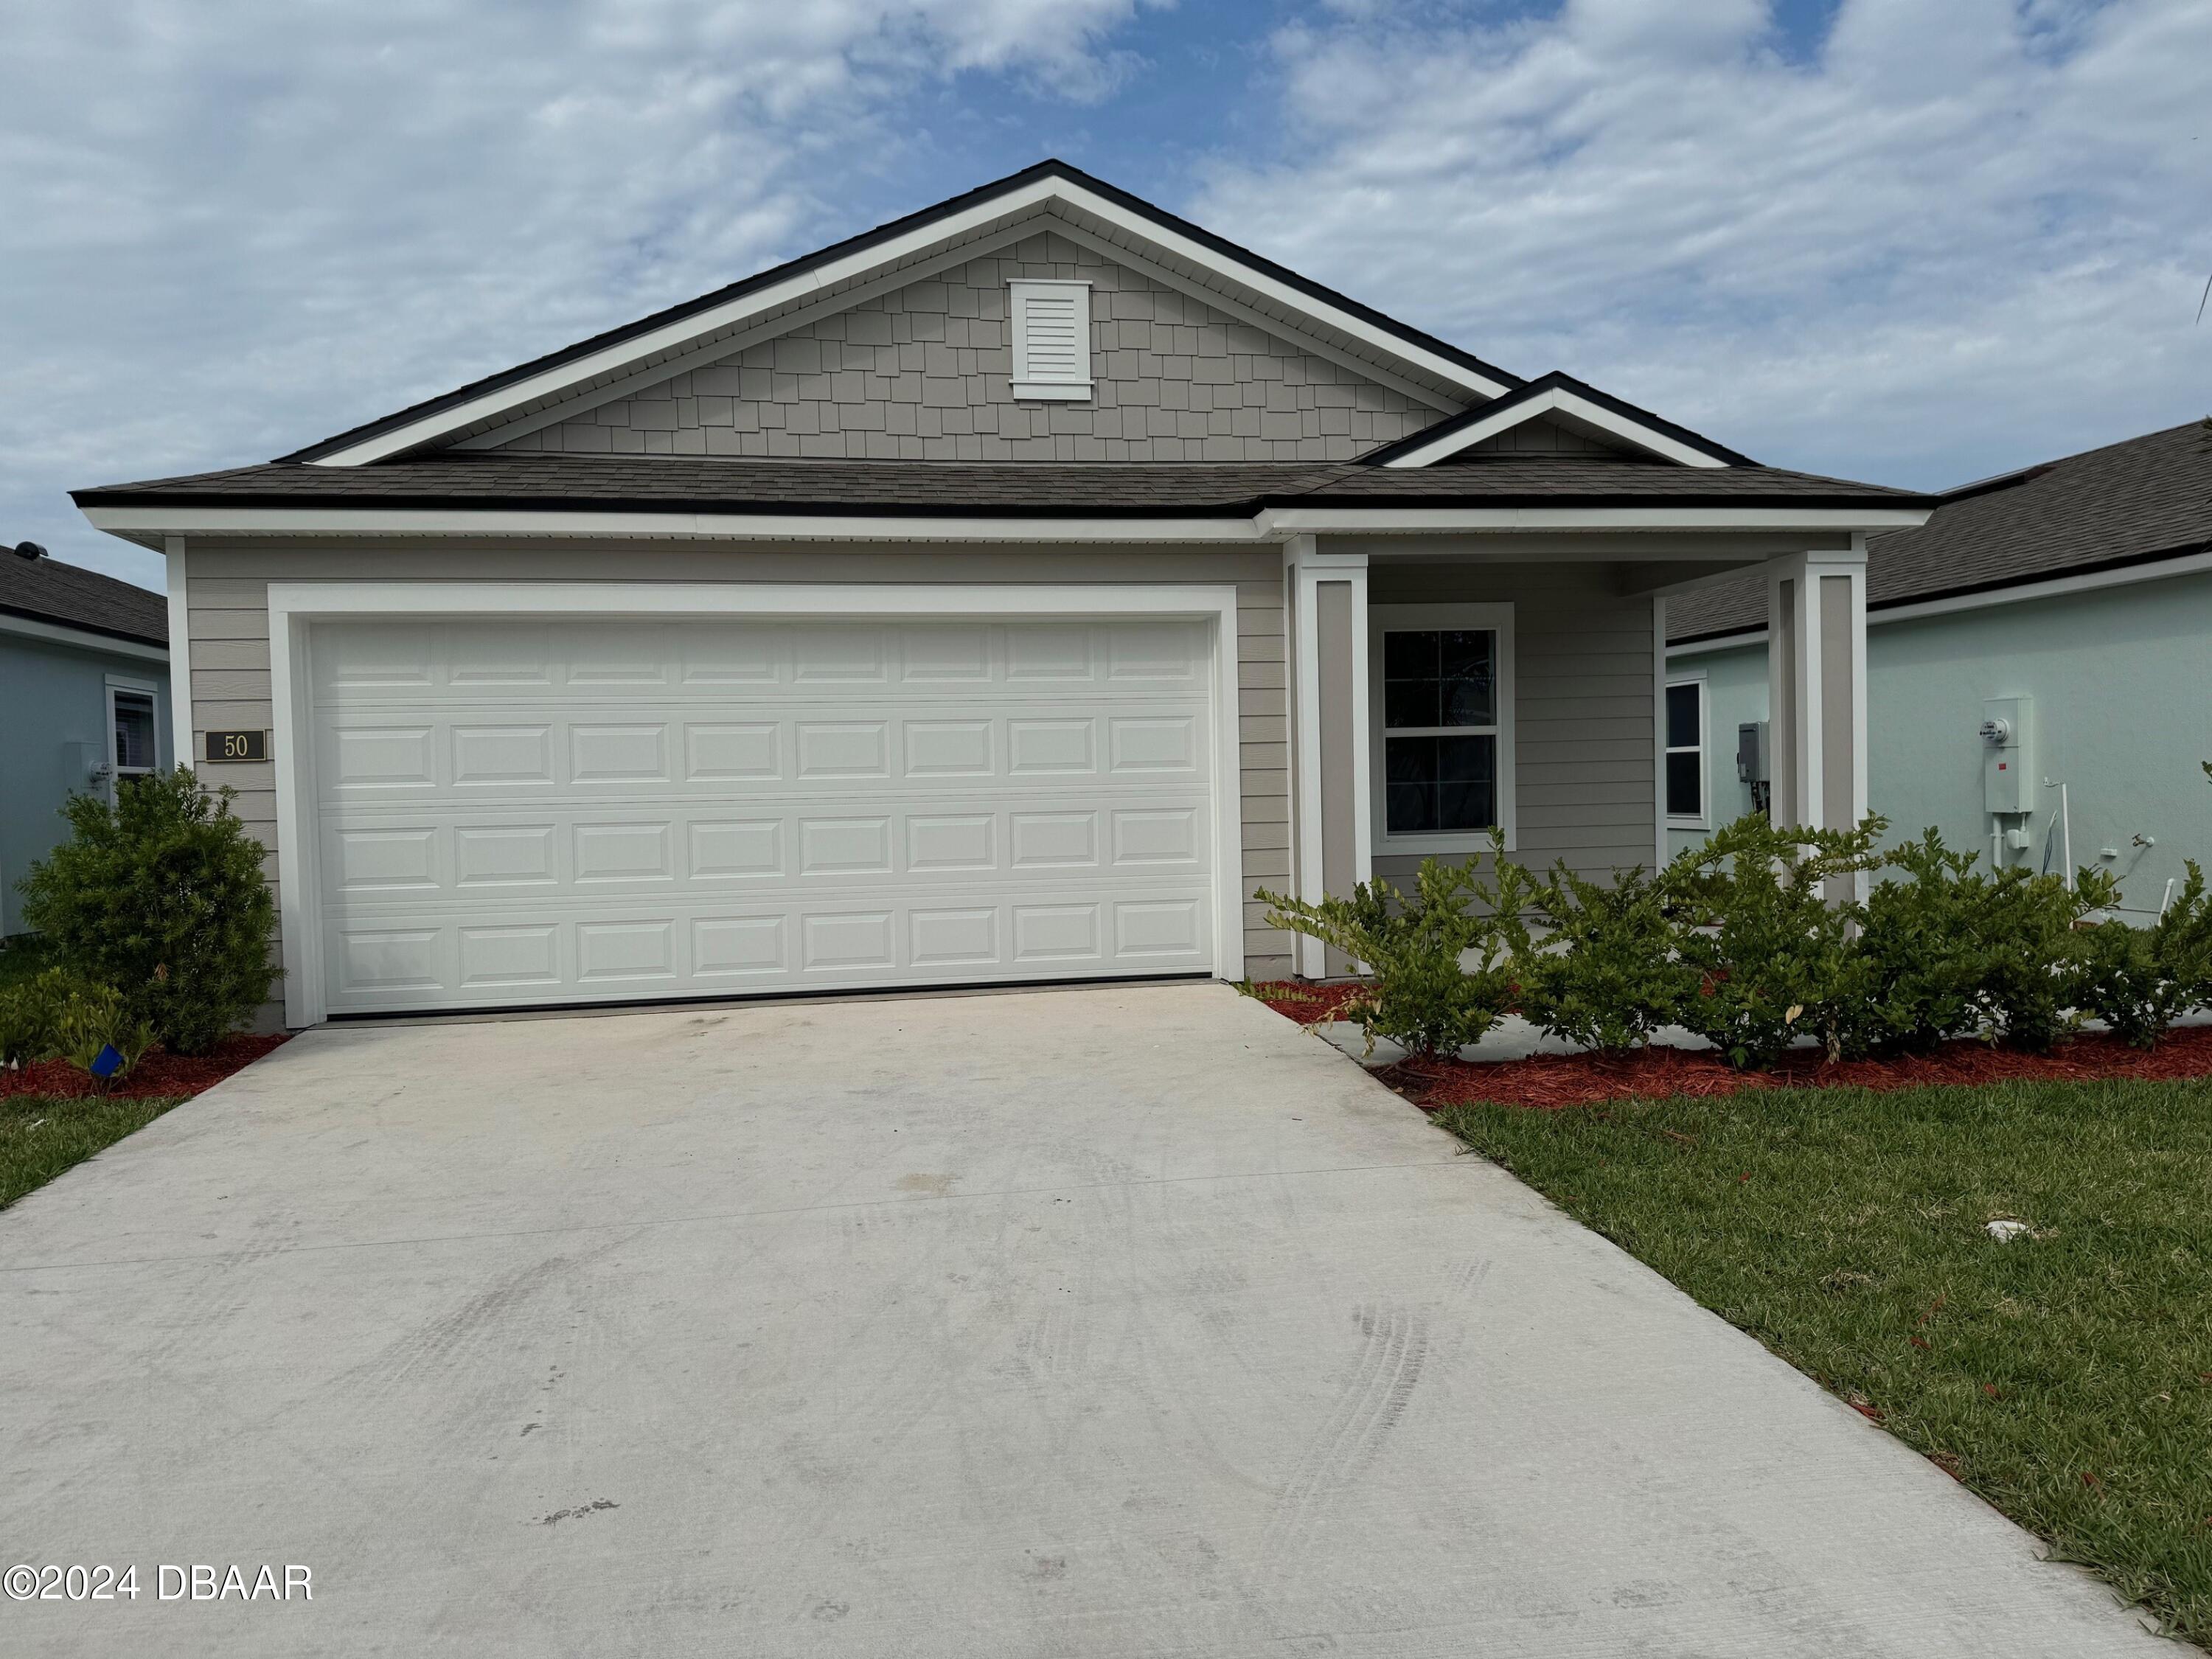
307,614,1220,1015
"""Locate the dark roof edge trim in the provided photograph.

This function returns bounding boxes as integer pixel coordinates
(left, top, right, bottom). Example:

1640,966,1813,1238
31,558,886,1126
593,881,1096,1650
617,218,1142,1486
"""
0,601,167,650
1669,536,2212,647
279,159,1523,465
1360,369,1759,468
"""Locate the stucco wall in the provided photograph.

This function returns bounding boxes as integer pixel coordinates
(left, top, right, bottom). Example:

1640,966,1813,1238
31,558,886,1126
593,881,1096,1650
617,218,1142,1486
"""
496,230,1444,463
180,540,1295,1024
1669,569,2212,917
0,632,171,936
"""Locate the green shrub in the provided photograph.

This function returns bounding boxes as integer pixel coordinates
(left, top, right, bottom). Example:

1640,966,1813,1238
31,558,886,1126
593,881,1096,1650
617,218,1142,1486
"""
1847,830,2003,1054
1259,838,1533,1060
50,980,156,1089
2073,861,2212,1049
1666,813,1886,1069
18,770,277,1055
1520,860,1693,1054
1971,863,2112,1051
0,967,74,1068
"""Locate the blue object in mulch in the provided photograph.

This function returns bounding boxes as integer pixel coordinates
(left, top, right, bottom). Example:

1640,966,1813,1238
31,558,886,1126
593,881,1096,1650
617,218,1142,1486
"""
89,1044,125,1079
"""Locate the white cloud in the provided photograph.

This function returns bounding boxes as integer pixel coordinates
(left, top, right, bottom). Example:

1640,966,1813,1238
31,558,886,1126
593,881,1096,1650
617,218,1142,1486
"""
0,0,1156,585
1191,0,2212,488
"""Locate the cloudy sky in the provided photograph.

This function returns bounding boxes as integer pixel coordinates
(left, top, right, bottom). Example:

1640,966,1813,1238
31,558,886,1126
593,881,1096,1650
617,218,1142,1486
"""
5,0,2208,590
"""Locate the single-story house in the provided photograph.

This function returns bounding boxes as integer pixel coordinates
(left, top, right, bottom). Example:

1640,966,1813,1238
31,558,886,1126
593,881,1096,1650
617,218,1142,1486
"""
0,543,172,936
72,160,1930,1028
1666,420,2212,919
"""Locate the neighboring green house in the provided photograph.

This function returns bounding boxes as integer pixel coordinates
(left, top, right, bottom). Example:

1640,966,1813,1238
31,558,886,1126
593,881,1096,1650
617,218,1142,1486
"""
0,543,173,936
1665,420,2212,921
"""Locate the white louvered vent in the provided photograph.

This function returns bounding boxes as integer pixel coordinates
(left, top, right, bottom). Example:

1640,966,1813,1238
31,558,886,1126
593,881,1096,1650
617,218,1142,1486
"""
1009,279,1093,401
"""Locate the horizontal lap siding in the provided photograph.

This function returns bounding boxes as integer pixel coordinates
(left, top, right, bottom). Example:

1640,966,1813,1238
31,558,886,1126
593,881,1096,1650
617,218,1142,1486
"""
1368,560,1655,886
184,540,1293,1020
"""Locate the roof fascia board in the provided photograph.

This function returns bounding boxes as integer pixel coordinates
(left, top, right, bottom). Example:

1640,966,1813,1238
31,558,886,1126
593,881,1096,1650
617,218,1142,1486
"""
1667,546,2212,653
1041,218,1464,416
1382,386,1731,468
313,173,1512,467
455,218,1046,452
0,606,169,660
82,501,1930,543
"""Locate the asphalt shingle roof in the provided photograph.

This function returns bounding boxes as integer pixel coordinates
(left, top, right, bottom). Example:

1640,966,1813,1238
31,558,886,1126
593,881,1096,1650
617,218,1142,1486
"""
0,550,166,647
73,453,1927,516
1667,420,2212,643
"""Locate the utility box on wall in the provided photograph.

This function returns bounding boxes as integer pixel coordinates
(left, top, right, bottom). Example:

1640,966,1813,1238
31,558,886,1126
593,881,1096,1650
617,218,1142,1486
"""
1980,695,2034,815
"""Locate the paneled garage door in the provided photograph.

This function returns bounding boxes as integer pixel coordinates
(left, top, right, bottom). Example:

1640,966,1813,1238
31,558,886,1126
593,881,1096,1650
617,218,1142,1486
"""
307,615,1220,1014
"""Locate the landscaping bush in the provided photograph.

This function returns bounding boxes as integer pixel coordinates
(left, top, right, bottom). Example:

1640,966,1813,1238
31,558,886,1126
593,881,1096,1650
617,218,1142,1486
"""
18,770,277,1055
1258,837,1533,1060
1972,863,2114,1052
1847,830,2008,1055
2073,861,2212,1049
1519,859,1693,1054
0,968,154,1087
1665,813,1886,1068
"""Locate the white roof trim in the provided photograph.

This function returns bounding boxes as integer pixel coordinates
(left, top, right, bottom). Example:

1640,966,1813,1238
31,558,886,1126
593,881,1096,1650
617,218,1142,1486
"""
81,502,1930,546
313,175,1512,468
1667,547,2212,654
0,606,169,661
1381,386,1732,470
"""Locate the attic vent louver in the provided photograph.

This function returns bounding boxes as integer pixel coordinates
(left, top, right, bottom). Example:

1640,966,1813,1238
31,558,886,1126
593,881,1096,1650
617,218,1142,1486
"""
1009,279,1093,402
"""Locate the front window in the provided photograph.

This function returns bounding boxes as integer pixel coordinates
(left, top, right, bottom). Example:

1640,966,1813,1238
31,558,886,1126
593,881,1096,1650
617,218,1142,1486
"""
1665,678,1704,823
1383,629,1498,834
111,687,158,777
1369,603,1514,852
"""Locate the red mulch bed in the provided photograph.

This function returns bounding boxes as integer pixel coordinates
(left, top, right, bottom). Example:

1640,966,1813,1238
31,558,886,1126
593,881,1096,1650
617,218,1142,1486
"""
1248,981,2212,1110
0,1033,288,1101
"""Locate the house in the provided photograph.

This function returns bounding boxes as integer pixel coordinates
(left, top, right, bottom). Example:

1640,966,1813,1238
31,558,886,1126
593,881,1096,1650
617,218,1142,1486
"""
1666,420,2212,919
0,543,172,936
70,161,1929,1028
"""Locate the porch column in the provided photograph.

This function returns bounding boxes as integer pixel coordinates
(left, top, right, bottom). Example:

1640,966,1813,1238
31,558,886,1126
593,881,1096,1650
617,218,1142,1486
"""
1284,538,1371,979
1765,542,1868,841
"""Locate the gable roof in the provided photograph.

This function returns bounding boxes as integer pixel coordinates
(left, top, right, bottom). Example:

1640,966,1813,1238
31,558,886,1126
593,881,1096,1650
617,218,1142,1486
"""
1366,370,1756,470
1667,420,2212,644
0,551,167,648
284,160,1524,467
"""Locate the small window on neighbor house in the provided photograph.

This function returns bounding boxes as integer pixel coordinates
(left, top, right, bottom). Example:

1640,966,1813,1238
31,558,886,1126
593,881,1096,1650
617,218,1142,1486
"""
111,687,158,778
1382,628,1500,835
1666,679,1704,821
1009,279,1093,401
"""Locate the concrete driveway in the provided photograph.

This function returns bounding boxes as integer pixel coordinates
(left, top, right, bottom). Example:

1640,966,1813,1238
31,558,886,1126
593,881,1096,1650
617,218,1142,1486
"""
1,983,2165,1657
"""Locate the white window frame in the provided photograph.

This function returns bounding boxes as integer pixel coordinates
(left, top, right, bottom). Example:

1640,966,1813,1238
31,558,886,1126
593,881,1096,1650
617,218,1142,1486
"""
105,674,161,790
1008,279,1093,402
1664,672,1709,830
1367,602,1515,855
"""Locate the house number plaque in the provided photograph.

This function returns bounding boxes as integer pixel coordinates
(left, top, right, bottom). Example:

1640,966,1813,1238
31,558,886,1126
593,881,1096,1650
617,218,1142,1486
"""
204,730,269,763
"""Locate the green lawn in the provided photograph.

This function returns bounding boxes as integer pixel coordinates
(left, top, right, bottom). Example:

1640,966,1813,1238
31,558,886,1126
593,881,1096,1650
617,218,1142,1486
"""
1440,1078,2212,1647
1,1092,187,1210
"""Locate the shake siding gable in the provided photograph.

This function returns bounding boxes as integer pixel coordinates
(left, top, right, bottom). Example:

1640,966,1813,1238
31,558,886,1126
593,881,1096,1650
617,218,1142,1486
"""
498,234,1444,463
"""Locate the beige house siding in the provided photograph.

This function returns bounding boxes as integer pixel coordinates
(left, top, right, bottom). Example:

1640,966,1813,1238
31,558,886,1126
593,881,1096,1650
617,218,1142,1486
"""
1367,561,1658,886
180,540,1295,1026
1462,417,1628,457
495,231,1446,462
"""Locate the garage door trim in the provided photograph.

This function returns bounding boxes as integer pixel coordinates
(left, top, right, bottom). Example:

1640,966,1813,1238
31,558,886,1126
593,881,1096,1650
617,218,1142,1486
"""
267,581,1246,1026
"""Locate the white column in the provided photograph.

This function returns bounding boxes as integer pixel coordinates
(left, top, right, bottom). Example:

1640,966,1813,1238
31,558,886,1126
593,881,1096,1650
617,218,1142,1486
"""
1284,538,1371,979
164,533,192,772
1764,540,1868,838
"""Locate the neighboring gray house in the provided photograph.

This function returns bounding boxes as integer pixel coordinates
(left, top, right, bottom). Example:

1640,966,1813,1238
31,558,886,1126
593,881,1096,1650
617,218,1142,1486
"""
0,544,172,936
71,161,1928,1026
1667,420,2212,919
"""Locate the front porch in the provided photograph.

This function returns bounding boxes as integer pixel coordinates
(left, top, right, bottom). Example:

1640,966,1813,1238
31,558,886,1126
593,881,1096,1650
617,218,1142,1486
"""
1277,532,1871,978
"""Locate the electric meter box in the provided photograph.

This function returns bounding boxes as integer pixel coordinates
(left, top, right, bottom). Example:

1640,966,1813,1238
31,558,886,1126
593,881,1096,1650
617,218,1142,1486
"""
1980,695,2034,815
